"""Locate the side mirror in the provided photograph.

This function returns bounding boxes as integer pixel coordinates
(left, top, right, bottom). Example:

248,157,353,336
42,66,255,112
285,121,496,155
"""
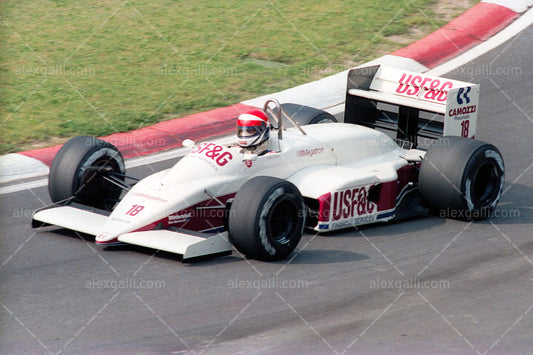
243,153,258,162
182,139,195,148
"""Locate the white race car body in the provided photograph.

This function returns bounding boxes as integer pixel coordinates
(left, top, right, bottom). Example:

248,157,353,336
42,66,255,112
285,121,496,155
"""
34,65,500,261
99,123,418,240
33,123,422,259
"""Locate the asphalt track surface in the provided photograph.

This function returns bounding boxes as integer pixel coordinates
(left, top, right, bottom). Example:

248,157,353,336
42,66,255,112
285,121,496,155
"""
2,27,532,355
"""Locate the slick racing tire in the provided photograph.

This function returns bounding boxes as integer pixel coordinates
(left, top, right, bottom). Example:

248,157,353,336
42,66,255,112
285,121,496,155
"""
419,136,504,220
279,103,338,126
49,136,125,210
228,176,305,261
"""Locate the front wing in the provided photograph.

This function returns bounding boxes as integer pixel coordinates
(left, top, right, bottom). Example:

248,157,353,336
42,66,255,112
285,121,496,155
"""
118,230,231,261
32,205,107,236
32,205,232,261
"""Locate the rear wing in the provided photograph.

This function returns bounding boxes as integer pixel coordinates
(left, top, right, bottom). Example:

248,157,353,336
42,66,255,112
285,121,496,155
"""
344,65,479,147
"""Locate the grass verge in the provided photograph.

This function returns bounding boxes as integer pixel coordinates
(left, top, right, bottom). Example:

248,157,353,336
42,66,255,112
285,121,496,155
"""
1,0,476,154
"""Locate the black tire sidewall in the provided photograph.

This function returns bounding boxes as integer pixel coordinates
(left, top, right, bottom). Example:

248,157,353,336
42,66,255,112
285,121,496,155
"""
460,145,505,219
228,176,304,261
279,103,338,126
419,136,504,219
49,136,125,206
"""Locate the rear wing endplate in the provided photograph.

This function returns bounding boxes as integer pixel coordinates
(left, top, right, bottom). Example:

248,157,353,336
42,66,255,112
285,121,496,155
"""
344,65,479,147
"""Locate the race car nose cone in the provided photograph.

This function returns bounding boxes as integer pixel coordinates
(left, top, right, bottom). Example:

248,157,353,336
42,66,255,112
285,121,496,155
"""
95,233,120,245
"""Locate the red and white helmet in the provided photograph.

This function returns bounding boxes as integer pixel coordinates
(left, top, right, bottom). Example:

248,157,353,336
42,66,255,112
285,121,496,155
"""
237,109,271,148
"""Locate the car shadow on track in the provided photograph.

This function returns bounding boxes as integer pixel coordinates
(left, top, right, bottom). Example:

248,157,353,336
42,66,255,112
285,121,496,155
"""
315,214,447,239
36,229,370,265
280,249,370,264
105,244,245,266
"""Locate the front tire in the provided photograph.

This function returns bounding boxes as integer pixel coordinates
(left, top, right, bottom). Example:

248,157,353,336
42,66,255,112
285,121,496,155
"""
228,176,305,261
49,136,125,210
419,136,504,220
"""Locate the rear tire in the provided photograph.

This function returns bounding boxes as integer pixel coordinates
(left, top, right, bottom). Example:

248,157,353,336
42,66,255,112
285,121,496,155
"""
419,136,504,220
228,176,305,261
278,103,338,126
49,136,125,210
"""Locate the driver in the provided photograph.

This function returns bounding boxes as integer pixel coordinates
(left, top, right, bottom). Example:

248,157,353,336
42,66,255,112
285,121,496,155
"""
236,108,272,154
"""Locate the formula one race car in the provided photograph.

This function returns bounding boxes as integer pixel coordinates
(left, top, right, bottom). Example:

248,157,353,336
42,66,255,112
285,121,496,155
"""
32,65,505,261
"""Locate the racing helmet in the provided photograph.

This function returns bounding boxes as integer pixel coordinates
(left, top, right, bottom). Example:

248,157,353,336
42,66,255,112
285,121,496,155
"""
237,109,271,148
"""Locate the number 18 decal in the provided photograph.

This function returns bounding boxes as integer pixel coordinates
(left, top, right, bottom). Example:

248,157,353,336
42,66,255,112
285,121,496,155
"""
461,119,470,137
126,205,144,216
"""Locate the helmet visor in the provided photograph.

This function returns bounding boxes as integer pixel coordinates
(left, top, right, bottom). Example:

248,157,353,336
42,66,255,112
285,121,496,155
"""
237,126,260,138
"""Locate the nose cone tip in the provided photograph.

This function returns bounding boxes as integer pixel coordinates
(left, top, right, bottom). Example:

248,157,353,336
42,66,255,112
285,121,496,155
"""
95,233,119,245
